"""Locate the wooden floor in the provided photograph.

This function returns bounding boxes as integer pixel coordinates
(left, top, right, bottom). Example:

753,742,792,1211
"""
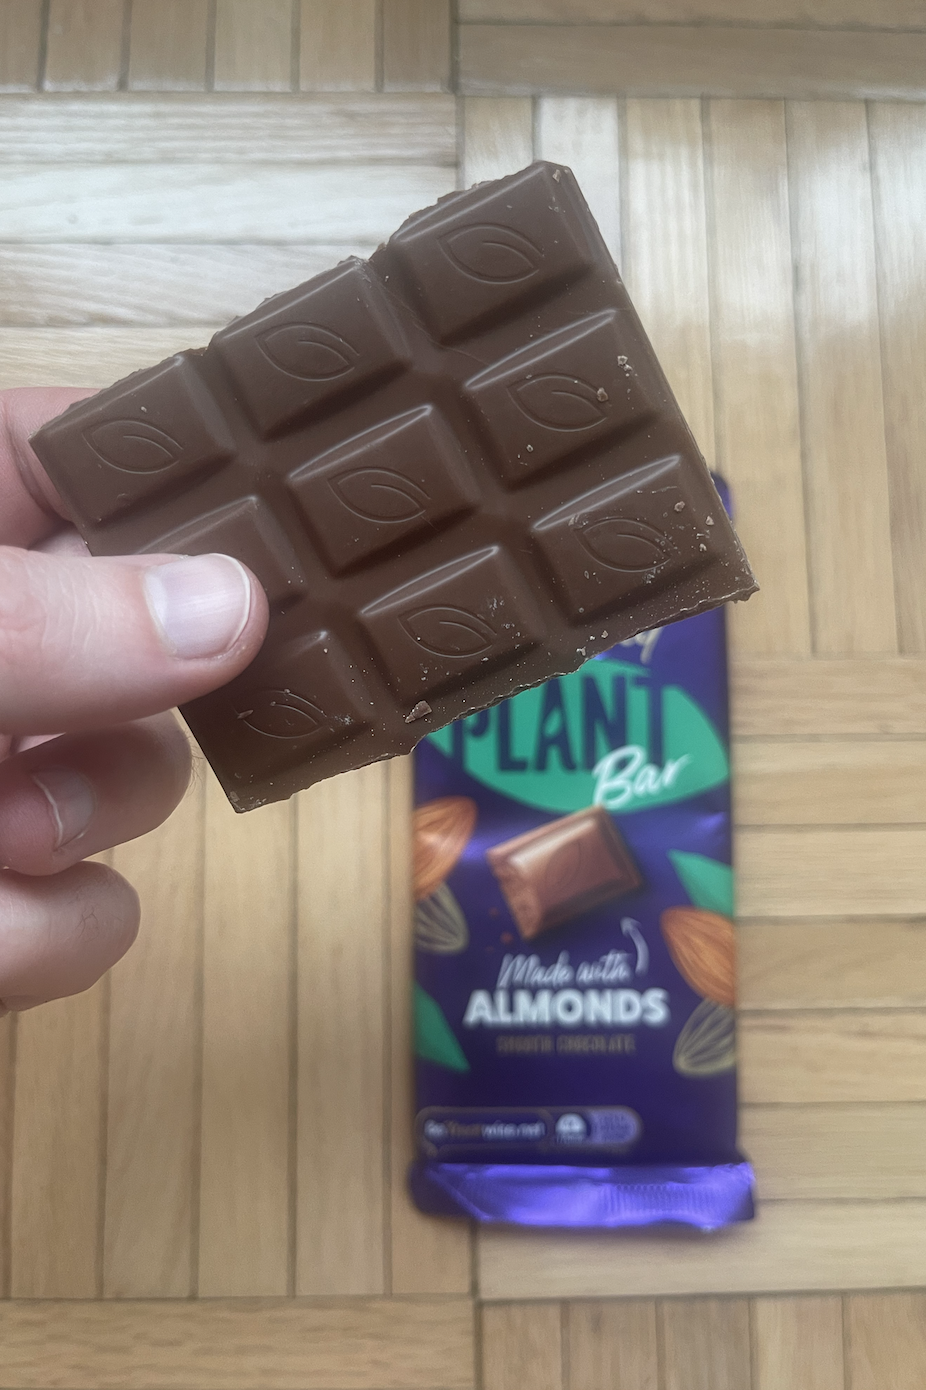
2,4,926,1388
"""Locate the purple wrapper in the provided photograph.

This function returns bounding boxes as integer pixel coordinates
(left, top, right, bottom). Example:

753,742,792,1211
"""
410,479,754,1229
411,1161,755,1229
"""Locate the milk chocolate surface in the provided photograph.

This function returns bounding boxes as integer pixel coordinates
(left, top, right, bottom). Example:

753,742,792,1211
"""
487,806,641,939
31,162,756,811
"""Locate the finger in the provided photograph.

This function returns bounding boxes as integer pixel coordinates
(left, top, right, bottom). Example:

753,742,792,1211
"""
0,714,191,876
33,528,91,558
0,387,97,548
0,544,268,735
0,860,139,1013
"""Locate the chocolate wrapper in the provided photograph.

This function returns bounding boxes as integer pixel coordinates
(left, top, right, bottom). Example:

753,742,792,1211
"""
409,480,754,1229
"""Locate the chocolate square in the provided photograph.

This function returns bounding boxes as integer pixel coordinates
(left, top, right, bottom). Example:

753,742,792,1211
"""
487,806,642,939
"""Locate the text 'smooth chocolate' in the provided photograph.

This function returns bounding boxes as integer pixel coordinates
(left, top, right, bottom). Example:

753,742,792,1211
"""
31,163,756,810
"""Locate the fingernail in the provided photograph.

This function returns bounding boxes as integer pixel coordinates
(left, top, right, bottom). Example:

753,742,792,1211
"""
143,554,253,660
32,766,97,850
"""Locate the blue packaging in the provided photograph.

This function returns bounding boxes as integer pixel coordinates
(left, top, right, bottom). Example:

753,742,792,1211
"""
409,485,754,1229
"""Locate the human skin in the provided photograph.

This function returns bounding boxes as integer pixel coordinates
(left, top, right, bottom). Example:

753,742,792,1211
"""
0,387,270,1013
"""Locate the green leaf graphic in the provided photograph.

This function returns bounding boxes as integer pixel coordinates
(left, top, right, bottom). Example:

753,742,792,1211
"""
414,984,470,1073
427,660,728,817
668,851,734,916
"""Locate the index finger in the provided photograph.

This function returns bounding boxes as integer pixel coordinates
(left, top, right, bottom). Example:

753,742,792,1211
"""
0,387,98,548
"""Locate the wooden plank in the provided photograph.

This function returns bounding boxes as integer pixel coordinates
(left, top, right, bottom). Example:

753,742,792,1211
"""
0,1297,476,1390
0,163,455,240
753,1296,845,1390
0,326,222,388
0,244,377,327
461,96,534,185
198,780,292,1297
127,0,209,91
566,1301,658,1390
478,1200,926,1299
739,920,926,1010
733,739,926,826
104,782,202,1297
0,1014,12,1297
44,0,126,92
0,0,43,91
660,1298,751,1390
536,97,620,263
387,758,471,1296
737,828,926,917
870,103,926,655
731,658,926,737
623,98,714,464
382,0,452,92
295,765,387,1296
0,94,457,164
482,1303,563,1390
460,0,926,19
707,99,809,657
213,0,294,92
788,101,895,655
743,1103,926,1200
10,984,105,1297
739,1011,926,1104
459,25,926,99
300,0,377,92
847,1293,926,1390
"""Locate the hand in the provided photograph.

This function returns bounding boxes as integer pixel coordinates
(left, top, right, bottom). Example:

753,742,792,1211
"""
0,388,269,1014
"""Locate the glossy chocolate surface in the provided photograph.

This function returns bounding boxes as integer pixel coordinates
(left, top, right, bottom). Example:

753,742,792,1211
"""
31,162,756,811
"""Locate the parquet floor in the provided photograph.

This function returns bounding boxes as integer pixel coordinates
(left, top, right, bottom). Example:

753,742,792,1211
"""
2,4,926,1387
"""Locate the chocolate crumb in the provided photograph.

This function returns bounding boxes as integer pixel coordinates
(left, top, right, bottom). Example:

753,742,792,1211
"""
406,701,433,723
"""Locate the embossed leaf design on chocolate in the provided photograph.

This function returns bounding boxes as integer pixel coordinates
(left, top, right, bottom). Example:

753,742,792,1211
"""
332,468,430,523
578,518,668,571
440,224,541,283
401,606,495,658
258,323,356,381
236,689,326,740
85,420,182,473
510,375,607,431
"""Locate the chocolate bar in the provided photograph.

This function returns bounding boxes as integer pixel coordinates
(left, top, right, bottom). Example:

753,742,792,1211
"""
487,806,641,939
31,162,756,811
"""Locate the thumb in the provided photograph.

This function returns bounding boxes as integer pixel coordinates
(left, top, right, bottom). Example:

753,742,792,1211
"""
0,545,269,736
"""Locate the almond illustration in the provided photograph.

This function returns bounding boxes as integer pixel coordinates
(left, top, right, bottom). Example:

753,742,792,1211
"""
415,882,470,954
673,999,736,1077
660,906,736,1008
412,796,478,901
